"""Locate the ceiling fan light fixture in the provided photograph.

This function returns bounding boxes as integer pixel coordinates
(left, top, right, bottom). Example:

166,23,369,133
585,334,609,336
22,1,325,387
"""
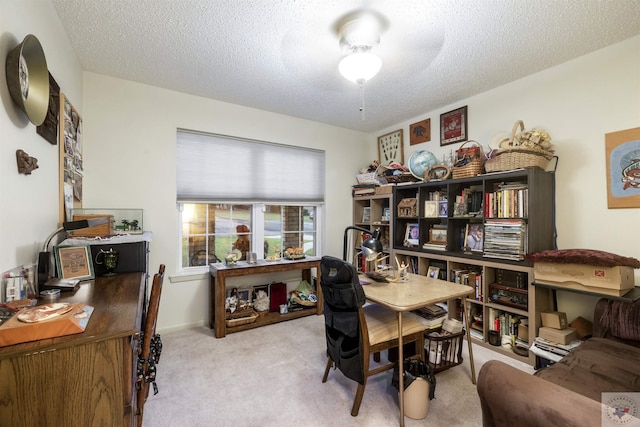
338,50,382,84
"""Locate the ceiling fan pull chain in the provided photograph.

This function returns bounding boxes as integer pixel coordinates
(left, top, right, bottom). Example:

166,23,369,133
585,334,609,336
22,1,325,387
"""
359,80,366,121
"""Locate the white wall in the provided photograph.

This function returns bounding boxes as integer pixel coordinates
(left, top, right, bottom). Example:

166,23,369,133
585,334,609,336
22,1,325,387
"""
81,74,369,330
0,0,83,272
372,35,640,322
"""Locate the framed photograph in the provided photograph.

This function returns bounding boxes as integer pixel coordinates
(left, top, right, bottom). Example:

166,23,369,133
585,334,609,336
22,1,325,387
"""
438,201,448,217
404,223,419,246
464,223,484,252
427,266,440,279
440,106,468,146
237,288,251,303
605,127,640,208
362,207,371,223
381,207,391,222
410,118,431,145
55,245,94,280
378,129,404,165
428,226,447,245
424,201,438,218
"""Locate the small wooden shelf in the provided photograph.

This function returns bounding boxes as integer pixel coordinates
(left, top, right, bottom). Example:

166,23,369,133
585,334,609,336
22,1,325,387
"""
209,258,321,338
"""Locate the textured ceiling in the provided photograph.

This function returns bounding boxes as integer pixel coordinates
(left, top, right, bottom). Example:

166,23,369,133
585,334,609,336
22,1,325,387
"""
51,0,640,133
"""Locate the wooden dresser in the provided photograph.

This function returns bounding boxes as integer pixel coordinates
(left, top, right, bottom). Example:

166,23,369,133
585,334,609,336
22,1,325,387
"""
0,273,145,427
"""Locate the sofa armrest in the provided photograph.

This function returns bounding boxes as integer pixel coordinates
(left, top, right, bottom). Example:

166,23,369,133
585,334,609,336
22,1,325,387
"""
477,360,603,427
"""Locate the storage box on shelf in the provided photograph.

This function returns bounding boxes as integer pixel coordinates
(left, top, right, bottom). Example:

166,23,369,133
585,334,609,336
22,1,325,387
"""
390,168,555,365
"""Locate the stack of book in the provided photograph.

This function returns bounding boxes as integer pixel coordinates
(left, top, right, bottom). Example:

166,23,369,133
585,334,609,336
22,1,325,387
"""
352,184,376,197
529,336,582,363
412,304,447,331
485,182,529,218
483,218,527,260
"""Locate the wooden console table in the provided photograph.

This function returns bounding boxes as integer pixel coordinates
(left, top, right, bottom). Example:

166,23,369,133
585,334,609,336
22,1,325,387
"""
210,257,322,338
0,273,145,427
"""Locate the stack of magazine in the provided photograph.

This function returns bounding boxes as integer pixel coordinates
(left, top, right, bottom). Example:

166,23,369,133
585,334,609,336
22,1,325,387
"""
483,219,527,260
529,336,582,362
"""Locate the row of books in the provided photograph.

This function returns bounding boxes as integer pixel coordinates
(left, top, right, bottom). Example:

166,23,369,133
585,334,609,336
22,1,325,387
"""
488,308,526,342
484,183,529,218
450,267,483,302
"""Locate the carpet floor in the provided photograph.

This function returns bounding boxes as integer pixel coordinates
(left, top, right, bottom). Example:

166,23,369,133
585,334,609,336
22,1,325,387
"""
142,314,533,426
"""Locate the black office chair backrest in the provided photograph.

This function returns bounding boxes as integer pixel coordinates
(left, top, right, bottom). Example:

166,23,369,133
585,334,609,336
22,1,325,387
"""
320,255,365,311
320,255,365,384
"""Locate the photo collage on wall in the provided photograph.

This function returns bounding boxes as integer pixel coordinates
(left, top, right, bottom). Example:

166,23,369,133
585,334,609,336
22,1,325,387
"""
62,97,83,204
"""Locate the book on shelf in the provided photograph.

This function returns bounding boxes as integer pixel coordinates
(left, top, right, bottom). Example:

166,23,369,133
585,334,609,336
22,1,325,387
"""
353,185,376,197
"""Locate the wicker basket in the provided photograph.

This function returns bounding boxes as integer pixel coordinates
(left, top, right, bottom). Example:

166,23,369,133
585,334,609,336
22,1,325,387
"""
484,147,554,172
453,140,484,179
225,308,259,327
485,120,555,172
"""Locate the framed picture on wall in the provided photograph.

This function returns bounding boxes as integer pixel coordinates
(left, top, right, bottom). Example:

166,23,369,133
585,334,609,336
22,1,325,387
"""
605,127,640,208
378,129,404,165
440,106,468,146
410,118,431,145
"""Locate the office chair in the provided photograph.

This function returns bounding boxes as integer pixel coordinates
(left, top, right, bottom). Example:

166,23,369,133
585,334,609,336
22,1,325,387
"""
136,264,165,426
319,256,425,416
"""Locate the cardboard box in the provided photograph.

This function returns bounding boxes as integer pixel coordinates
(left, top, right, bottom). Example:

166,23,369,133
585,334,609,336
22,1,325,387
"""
538,326,577,345
517,324,529,341
375,185,393,195
541,311,568,329
70,214,115,237
534,262,635,296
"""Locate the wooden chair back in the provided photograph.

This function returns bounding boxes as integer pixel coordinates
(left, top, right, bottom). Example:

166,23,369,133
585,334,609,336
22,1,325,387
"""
136,264,165,425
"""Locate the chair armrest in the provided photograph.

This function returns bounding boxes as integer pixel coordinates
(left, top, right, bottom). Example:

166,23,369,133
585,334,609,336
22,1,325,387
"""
477,360,603,427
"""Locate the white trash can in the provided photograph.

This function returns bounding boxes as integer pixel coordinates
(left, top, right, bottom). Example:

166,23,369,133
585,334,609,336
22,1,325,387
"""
403,378,430,420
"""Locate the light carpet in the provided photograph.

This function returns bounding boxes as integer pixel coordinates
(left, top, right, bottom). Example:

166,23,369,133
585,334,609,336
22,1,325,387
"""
143,314,533,426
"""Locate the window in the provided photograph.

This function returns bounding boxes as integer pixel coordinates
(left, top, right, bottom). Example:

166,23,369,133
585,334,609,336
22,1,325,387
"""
180,203,318,268
177,130,325,270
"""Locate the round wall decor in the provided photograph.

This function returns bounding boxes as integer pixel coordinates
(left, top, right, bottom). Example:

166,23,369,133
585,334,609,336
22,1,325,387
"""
5,34,49,126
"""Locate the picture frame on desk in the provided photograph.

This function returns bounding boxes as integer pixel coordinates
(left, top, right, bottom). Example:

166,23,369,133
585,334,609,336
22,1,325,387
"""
55,245,94,280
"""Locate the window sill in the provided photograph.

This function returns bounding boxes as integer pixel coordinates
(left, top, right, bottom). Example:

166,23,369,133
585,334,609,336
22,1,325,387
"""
169,269,209,283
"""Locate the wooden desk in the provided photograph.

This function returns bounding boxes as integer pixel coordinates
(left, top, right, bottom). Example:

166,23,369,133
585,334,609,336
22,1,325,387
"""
210,257,322,338
0,273,145,427
360,273,475,426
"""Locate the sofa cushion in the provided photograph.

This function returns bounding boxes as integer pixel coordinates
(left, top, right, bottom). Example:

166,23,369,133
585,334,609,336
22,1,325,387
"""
593,298,640,344
534,337,640,401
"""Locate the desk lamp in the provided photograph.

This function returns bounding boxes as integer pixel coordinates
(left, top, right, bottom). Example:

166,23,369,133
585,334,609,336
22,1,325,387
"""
37,217,110,288
342,225,383,262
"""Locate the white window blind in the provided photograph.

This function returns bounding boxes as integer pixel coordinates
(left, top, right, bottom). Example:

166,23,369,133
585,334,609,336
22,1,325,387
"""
177,130,325,202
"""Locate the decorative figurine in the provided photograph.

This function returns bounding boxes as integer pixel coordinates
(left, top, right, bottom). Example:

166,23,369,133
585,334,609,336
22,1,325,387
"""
16,149,38,175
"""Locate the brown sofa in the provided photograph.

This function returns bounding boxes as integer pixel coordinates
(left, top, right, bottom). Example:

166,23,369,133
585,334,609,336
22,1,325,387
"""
477,297,640,427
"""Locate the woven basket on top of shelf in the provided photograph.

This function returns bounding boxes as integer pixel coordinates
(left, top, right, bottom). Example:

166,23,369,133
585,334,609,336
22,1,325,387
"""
485,120,555,172
452,140,484,179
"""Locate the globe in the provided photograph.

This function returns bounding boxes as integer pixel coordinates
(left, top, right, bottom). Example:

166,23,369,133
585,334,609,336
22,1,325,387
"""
408,150,438,179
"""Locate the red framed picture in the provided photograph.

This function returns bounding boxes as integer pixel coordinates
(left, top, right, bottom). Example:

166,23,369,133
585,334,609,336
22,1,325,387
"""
440,106,468,146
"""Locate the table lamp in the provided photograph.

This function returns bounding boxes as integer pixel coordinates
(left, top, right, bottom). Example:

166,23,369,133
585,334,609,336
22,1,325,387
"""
37,217,110,288
342,225,383,262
